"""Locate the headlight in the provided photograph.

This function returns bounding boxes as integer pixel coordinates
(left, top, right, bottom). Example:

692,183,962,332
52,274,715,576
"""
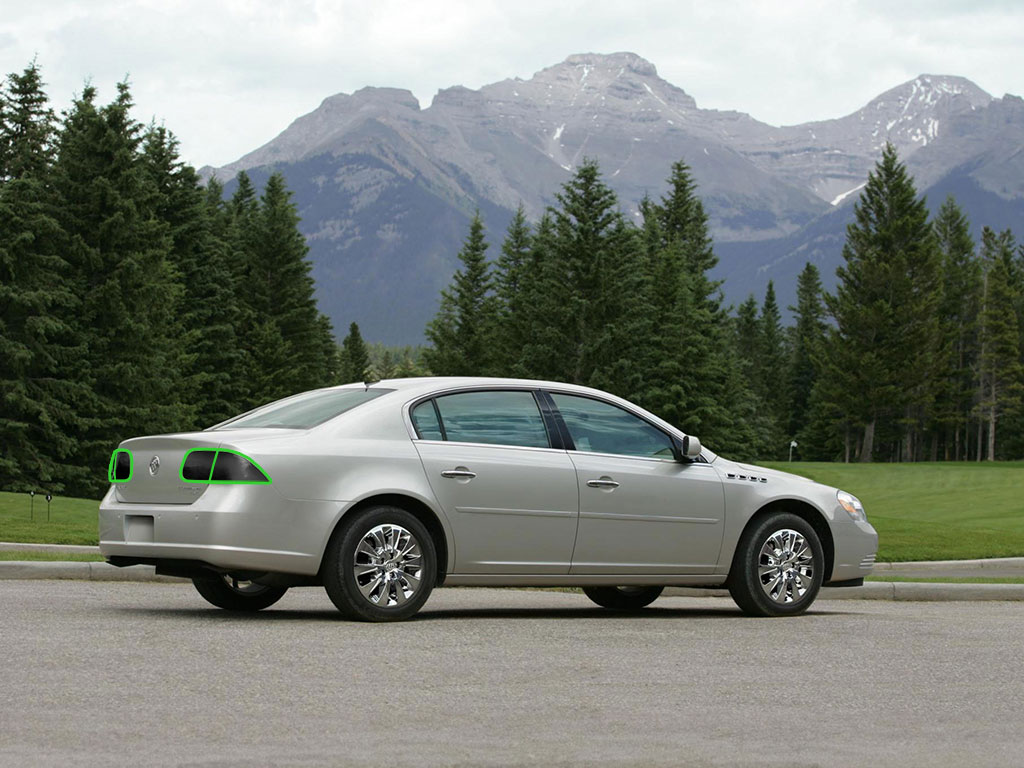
837,490,866,522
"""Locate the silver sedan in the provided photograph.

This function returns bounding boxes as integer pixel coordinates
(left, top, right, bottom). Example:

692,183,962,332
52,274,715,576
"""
99,378,878,621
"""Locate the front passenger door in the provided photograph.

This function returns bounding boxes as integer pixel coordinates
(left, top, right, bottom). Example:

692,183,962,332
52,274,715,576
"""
549,393,726,575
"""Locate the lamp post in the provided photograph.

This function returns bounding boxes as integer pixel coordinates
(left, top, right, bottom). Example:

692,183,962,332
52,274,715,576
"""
29,490,36,521
789,440,798,462
45,493,52,522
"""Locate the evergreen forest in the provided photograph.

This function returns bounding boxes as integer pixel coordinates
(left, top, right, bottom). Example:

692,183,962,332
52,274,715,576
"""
3,62,1024,500
0,64,337,497
423,148,1024,465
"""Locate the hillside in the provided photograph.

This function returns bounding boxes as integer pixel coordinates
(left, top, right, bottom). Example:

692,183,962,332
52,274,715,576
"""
204,54,1024,343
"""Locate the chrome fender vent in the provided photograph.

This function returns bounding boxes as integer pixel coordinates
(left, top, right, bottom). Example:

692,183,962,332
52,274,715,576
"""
726,473,768,483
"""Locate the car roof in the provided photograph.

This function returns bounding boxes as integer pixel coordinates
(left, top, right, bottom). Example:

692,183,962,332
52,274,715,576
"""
342,376,622,400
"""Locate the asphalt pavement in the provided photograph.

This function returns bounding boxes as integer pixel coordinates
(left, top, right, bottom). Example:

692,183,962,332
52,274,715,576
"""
2,580,1023,767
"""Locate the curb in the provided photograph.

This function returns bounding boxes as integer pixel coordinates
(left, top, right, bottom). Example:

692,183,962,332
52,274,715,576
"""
872,557,1024,571
663,582,1024,601
0,542,101,555
2,560,1023,600
0,561,184,583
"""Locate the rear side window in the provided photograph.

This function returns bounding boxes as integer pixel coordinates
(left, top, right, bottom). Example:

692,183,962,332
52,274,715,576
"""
420,391,551,449
411,401,444,440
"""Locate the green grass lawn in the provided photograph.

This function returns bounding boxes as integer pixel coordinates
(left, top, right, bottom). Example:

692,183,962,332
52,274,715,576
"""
4,462,1024,562
763,461,1024,562
0,491,100,545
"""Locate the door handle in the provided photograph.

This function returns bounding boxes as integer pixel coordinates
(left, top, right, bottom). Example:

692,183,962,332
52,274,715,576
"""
586,477,620,489
441,468,477,479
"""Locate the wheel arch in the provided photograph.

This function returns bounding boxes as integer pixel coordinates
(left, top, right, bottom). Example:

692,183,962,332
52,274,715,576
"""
730,499,835,583
321,493,450,586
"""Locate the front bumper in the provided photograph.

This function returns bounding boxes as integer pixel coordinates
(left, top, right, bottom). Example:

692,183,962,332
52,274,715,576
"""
98,484,343,576
828,516,879,583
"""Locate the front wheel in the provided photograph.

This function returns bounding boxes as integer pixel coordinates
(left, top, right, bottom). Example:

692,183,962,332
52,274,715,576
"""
192,574,288,611
728,512,823,617
583,585,664,611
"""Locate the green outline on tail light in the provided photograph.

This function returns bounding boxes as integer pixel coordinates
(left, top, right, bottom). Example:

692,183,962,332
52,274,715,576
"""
178,448,272,485
108,449,133,483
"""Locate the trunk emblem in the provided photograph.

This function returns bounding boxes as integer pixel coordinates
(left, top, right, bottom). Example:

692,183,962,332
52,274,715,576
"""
149,456,161,476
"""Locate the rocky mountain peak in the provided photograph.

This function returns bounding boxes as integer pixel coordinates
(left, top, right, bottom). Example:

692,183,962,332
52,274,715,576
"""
853,74,992,149
865,74,991,117
562,51,659,77
477,51,698,116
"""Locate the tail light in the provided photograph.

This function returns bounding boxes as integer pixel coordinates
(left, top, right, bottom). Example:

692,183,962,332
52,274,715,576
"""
108,449,133,483
179,449,271,484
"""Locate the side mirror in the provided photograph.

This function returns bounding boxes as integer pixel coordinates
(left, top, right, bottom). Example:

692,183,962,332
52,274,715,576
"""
681,435,702,460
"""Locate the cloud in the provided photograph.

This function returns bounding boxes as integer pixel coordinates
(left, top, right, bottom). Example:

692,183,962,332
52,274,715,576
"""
1,0,1020,167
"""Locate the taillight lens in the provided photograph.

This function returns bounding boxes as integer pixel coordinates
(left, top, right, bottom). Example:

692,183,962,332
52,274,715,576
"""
179,449,271,484
181,449,216,481
108,449,133,483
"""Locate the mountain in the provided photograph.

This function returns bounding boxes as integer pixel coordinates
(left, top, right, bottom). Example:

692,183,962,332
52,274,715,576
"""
204,54,1024,343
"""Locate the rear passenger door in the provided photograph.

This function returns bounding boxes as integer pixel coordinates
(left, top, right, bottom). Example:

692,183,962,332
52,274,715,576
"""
411,389,580,575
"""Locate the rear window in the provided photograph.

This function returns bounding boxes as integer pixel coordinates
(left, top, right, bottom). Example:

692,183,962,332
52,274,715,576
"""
214,388,392,430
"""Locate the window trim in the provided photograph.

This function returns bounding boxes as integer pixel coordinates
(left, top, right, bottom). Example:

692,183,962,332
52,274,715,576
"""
408,387,556,451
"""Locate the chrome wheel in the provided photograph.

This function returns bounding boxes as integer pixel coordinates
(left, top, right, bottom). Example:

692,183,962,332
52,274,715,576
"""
353,523,423,608
758,528,815,604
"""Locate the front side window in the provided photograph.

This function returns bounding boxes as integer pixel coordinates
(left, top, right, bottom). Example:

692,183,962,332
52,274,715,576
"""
550,393,676,459
427,390,550,449
214,388,391,430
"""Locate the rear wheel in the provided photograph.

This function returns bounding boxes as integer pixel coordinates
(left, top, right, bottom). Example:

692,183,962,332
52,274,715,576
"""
323,505,436,622
192,574,288,611
728,512,823,617
583,585,663,611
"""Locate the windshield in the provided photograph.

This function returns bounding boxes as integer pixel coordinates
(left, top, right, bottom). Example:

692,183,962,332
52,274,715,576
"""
213,388,392,430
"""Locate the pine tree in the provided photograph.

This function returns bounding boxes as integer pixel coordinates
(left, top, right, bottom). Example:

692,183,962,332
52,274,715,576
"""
759,282,786,398
634,197,691,428
513,213,567,379
51,82,187,495
822,144,942,462
733,295,761,380
932,197,980,460
0,62,90,492
339,321,370,382
242,171,336,400
977,228,1023,460
645,159,757,455
142,128,248,427
534,159,649,396
786,263,828,456
491,204,531,374
424,212,495,376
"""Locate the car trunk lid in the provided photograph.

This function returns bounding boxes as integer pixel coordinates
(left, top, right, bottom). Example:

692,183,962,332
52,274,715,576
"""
113,434,221,505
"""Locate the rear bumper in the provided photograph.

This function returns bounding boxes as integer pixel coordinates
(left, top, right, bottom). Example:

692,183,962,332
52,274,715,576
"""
98,485,343,576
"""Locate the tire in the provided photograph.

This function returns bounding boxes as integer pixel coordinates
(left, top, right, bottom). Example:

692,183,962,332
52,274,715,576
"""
192,574,288,612
728,512,823,617
322,505,437,622
583,585,664,611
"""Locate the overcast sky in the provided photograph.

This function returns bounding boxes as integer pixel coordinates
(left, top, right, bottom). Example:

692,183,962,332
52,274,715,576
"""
2,0,1021,168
